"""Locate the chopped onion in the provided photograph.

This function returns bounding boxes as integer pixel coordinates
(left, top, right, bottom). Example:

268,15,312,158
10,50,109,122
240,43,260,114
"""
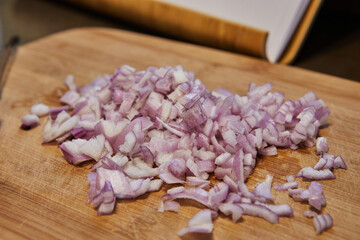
218,202,243,222
314,153,335,170
288,182,326,211
20,114,40,130
262,204,293,217
31,103,50,117
296,167,336,180
334,156,347,169
178,209,214,236
21,65,346,236
316,137,329,155
314,214,333,234
286,175,295,182
252,175,274,201
238,203,279,224
91,180,116,215
303,210,318,218
308,182,326,211
274,181,298,191
158,200,181,213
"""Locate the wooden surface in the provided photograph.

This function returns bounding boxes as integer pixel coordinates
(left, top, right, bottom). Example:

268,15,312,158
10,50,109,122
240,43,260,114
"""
0,28,359,240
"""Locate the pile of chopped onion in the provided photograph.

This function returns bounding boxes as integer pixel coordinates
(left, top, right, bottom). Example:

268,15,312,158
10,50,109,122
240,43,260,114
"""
21,65,347,236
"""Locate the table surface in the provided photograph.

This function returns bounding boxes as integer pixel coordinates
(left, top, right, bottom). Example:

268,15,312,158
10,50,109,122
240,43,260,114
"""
0,27,359,240
0,0,359,81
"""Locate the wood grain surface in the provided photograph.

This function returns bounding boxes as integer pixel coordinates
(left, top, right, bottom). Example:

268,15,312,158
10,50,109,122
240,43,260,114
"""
0,28,359,240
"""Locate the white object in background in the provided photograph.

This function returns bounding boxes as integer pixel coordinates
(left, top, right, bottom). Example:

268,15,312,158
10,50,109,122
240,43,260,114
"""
157,0,310,63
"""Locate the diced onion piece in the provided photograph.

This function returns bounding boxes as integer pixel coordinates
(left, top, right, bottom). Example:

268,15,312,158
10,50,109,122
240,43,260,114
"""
178,209,213,236
286,175,295,182
334,156,347,169
274,181,298,191
296,167,336,180
308,182,326,211
163,200,181,213
252,175,274,201
316,137,329,155
303,210,318,218
20,114,40,130
31,103,50,117
218,202,243,222
238,203,279,224
314,214,333,234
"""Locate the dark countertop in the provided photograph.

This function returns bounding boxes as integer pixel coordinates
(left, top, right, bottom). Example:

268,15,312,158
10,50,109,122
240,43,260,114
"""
1,0,359,81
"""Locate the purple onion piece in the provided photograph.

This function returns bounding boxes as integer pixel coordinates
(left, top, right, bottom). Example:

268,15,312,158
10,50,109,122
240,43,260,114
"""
238,203,279,224
168,158,187,178
252,175,274,201
274,181,298,191
91,180,116,215
20,114,40,130
303,210,318,218
208,182,229,207
316,137,329,155
334,156,347,169
162,200,180,213
308,182,326,211
262,204,293,217
314,214,333,234
50,106,69,120
296,167,336,181
162,187,210,208
218,202,244,222
178,209,213,236
31,103,50,117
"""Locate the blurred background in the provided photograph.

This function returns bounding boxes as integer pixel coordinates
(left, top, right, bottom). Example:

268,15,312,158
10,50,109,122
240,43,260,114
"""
0,0,359,81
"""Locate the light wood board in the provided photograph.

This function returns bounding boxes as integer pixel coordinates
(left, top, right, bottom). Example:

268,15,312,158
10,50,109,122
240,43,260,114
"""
0,28,359,240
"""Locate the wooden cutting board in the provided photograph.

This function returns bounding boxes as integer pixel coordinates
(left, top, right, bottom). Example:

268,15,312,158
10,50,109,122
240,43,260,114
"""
0,28,359,240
